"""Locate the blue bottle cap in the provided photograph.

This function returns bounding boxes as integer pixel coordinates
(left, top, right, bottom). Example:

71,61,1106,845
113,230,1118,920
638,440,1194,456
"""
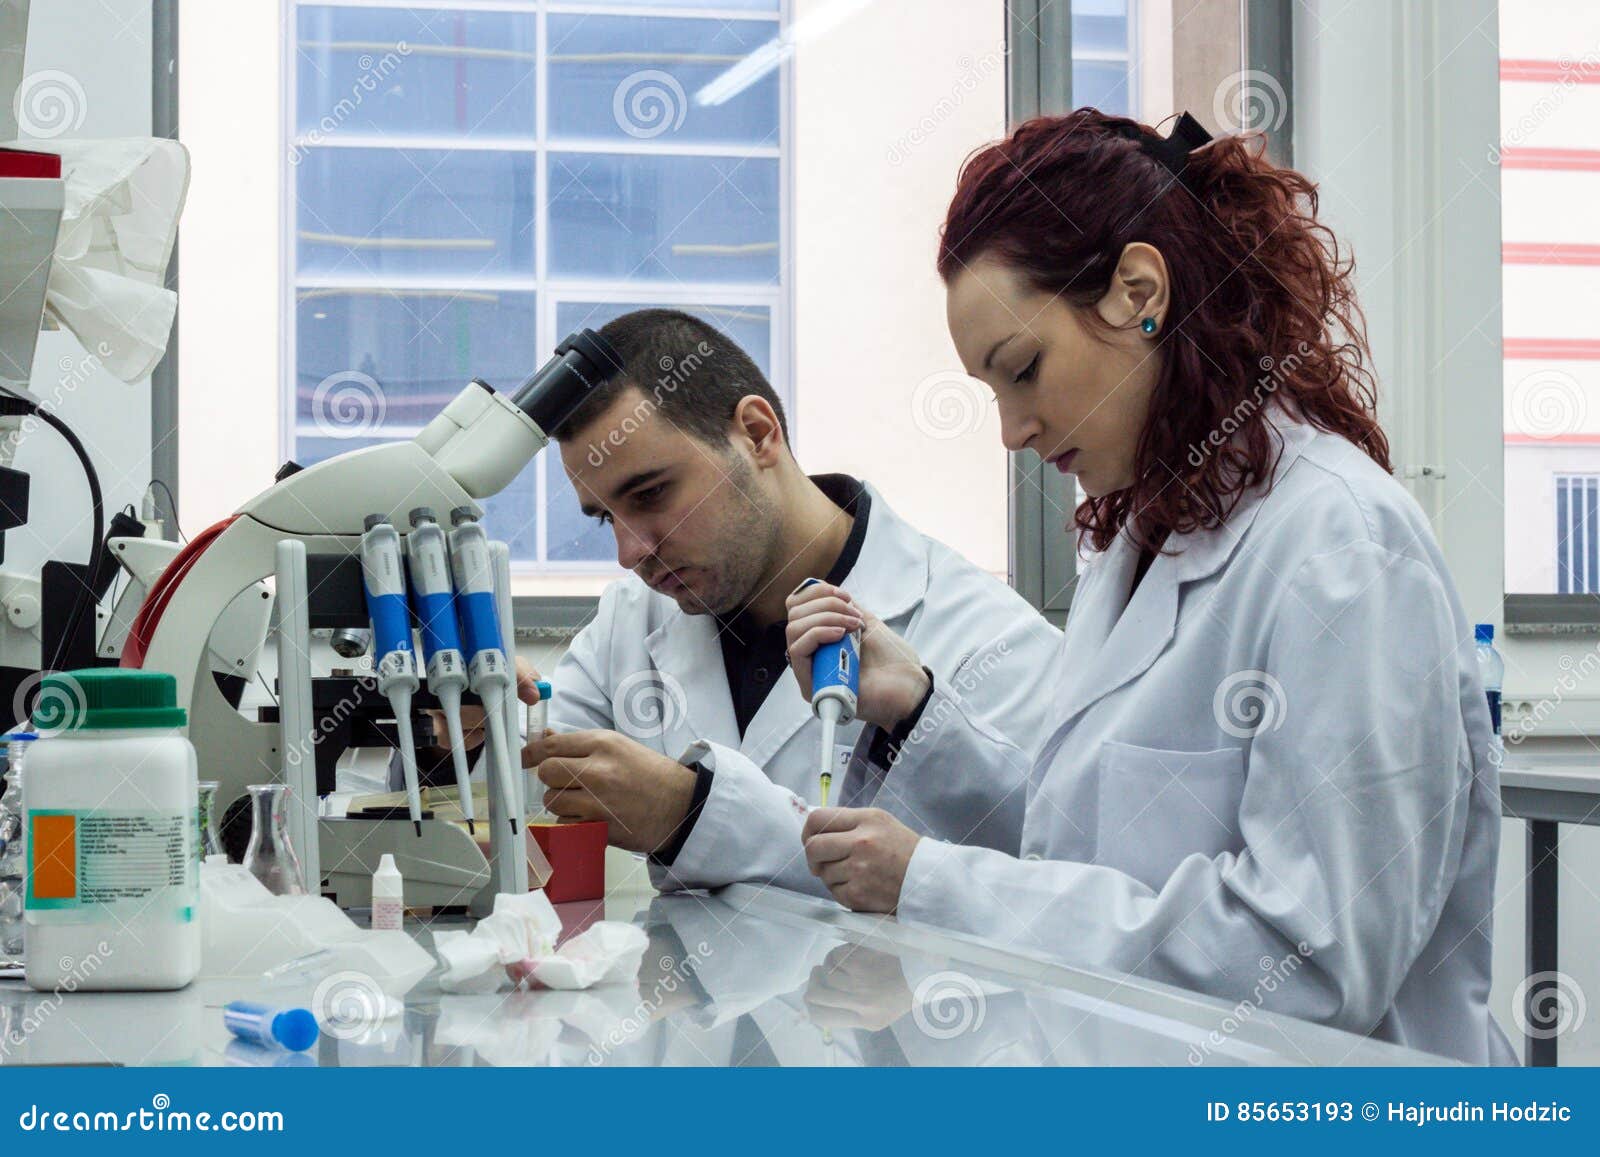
1474,623,1494,645
535,680,552,700
272,1008,320,1052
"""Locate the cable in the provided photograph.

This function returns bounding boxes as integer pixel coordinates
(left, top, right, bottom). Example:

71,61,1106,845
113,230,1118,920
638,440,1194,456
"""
0,389,105,673
144,478,184,542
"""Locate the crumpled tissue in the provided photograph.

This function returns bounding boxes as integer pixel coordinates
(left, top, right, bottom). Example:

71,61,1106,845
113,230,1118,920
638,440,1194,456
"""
5,137,190,382
433,890,647,994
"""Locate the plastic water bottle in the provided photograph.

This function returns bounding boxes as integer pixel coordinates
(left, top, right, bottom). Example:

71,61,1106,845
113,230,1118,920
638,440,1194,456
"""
1475,624,1504,736
0,732,34,958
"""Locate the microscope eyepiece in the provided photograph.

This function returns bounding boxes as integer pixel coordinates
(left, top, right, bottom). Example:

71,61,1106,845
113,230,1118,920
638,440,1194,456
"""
508,328,624,437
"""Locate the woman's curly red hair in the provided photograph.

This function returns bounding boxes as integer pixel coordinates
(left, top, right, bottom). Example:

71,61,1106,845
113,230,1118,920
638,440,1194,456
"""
937,108,1391,554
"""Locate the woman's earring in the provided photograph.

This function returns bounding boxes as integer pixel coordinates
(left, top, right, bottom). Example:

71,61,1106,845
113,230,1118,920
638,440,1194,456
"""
1140,317,1158,335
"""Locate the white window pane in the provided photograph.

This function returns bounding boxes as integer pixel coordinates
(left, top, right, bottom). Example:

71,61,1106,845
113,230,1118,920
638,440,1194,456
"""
296,289,539,432
296,148,536,279
547,14,778,146
547,153,779,283
295,6,537,141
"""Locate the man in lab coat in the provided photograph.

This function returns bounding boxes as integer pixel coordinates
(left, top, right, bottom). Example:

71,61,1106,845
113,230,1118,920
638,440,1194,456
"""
517,308,1060,893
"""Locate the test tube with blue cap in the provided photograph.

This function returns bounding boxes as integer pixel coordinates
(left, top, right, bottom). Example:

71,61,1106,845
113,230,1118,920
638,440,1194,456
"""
406,507,476,834
359,514,424,836
448,507,522,836
796,578,860,806
223,1000,320,1052
525,679,553,820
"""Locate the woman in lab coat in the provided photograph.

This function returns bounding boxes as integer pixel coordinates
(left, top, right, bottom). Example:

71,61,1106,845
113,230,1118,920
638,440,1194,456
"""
787,110,1516,1065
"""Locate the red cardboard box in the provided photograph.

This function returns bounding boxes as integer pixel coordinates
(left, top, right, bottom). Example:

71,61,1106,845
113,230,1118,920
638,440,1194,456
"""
529,820,607,903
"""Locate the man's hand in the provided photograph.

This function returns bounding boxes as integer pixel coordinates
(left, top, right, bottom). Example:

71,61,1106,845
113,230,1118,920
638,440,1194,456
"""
433,656,545,755
801,807,920,913
784,582,930,730
527,729,697,855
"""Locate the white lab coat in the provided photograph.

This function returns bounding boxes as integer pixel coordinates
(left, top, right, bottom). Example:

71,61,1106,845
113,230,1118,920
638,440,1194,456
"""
548,481,1062,894
892,414,1517,1066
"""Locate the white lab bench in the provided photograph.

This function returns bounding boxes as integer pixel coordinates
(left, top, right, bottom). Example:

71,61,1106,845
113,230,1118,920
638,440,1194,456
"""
1499,756,1600,1068
0,881,1446,1067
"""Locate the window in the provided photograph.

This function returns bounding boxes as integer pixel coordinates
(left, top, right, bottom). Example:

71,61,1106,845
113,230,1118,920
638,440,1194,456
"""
1073,0,1137,116
286,2,783,584
1556,475,1600,594
1499,3,1600,599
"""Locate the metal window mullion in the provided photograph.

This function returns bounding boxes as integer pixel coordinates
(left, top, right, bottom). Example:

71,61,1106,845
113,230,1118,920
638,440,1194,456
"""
1006,0,1074,621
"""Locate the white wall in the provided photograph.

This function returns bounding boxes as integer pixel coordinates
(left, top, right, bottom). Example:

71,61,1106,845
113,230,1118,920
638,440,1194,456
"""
1297,0,1596,1065
12,0,152,585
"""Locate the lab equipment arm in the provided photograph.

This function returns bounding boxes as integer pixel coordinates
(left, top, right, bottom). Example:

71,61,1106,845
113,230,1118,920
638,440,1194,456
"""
898,542,1476,1036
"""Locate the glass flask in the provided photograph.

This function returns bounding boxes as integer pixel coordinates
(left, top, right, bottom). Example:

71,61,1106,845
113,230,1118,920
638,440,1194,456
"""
197,780,224,859
242,783,306,896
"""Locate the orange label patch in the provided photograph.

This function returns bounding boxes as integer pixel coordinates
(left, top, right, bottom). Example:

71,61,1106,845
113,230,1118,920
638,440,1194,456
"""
30,814,77,899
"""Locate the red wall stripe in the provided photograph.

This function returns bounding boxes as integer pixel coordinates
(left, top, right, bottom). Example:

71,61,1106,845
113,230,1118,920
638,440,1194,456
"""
1504,242,1600,266
1501,58,1600,84
1499,147,1600,171
1505,338,1600,360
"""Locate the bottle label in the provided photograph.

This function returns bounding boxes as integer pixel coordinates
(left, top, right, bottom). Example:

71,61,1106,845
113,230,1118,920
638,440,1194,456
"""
25,809,197,924
1486,689,1502,736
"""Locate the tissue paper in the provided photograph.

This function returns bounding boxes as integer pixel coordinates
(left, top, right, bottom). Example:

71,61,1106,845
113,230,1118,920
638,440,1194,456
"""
433,891,647,994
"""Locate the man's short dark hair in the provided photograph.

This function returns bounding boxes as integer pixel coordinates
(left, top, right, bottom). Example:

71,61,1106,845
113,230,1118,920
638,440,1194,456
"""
551,308,788,448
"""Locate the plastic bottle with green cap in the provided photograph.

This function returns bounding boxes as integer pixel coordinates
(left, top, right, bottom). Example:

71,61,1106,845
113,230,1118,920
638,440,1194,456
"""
24,668,200,991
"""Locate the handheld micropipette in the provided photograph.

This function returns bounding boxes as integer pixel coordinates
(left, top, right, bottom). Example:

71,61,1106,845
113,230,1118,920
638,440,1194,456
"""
448,508,521,836
405,507,475,834
525,680,553,821
797,578,860,807
360,515,424,836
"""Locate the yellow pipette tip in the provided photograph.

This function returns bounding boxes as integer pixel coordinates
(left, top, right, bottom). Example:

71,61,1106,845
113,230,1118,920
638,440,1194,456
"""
820,774,831,808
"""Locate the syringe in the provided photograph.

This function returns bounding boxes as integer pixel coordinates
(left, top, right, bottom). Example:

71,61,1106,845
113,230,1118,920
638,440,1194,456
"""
448,508,521,837
360,515,424,836
406,507,475,834
797,578,860,807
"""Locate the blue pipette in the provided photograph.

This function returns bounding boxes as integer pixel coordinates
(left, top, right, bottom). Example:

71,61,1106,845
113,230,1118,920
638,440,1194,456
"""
405,507,475,834
447,508,521,836
360,515,424,836
796,578,860,807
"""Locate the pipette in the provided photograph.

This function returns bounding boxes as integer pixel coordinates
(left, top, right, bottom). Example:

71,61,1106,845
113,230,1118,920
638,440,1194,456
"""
525,680,553,821
405,507,475,834
360,515,424,836
448,508,521,836
797,578,860,807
